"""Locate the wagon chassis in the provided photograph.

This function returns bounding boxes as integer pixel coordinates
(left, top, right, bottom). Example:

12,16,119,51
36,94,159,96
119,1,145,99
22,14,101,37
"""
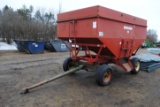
62,39,135,72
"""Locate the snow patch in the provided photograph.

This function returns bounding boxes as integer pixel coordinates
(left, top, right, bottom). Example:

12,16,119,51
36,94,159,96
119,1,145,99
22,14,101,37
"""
0,42,17,51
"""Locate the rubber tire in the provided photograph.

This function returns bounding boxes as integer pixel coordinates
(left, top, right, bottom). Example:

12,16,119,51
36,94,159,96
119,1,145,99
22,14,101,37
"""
63,57,74,71
130,58,140,74
96,65,113,86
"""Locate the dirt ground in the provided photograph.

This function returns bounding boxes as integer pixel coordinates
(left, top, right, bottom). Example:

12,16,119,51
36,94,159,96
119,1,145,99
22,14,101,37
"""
0,49,160,107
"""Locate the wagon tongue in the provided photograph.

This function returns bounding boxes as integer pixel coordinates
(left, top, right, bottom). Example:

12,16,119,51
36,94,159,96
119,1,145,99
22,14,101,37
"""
20,65,84,94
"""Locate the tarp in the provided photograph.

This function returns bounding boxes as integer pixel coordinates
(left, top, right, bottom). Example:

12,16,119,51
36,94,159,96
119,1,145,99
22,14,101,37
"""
134,53,160,72
148,48,160,54
134,53,160,62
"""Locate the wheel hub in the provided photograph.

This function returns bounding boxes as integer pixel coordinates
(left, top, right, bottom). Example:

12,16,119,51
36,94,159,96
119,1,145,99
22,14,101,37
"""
135,61,140,71
103,71,111,82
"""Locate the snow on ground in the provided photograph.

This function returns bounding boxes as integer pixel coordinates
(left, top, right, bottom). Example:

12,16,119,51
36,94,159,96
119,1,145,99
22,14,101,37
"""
0,42,17,51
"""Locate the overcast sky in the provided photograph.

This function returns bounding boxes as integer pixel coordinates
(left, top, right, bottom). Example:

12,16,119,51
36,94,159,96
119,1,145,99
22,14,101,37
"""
0,0,160,40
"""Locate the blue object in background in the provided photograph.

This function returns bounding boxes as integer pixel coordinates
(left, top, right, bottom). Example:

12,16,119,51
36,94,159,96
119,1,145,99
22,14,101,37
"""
50,40,69,52
14,40,44,54
14,40,26,52
15,39,70,53
25,41,44,54
44,41,55,52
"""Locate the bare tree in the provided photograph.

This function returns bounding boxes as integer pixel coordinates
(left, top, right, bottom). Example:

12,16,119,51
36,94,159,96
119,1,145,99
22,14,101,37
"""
147,29,158,43
34,9,56,40
0,7,16,43
0,5,57,43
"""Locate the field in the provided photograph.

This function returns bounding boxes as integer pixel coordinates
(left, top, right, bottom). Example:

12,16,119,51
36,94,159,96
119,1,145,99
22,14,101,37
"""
0,49,160,107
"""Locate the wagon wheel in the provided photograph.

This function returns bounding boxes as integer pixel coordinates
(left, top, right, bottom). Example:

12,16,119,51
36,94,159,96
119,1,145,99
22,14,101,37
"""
63,57,76,71
96,65,113,86
130,58,140,74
